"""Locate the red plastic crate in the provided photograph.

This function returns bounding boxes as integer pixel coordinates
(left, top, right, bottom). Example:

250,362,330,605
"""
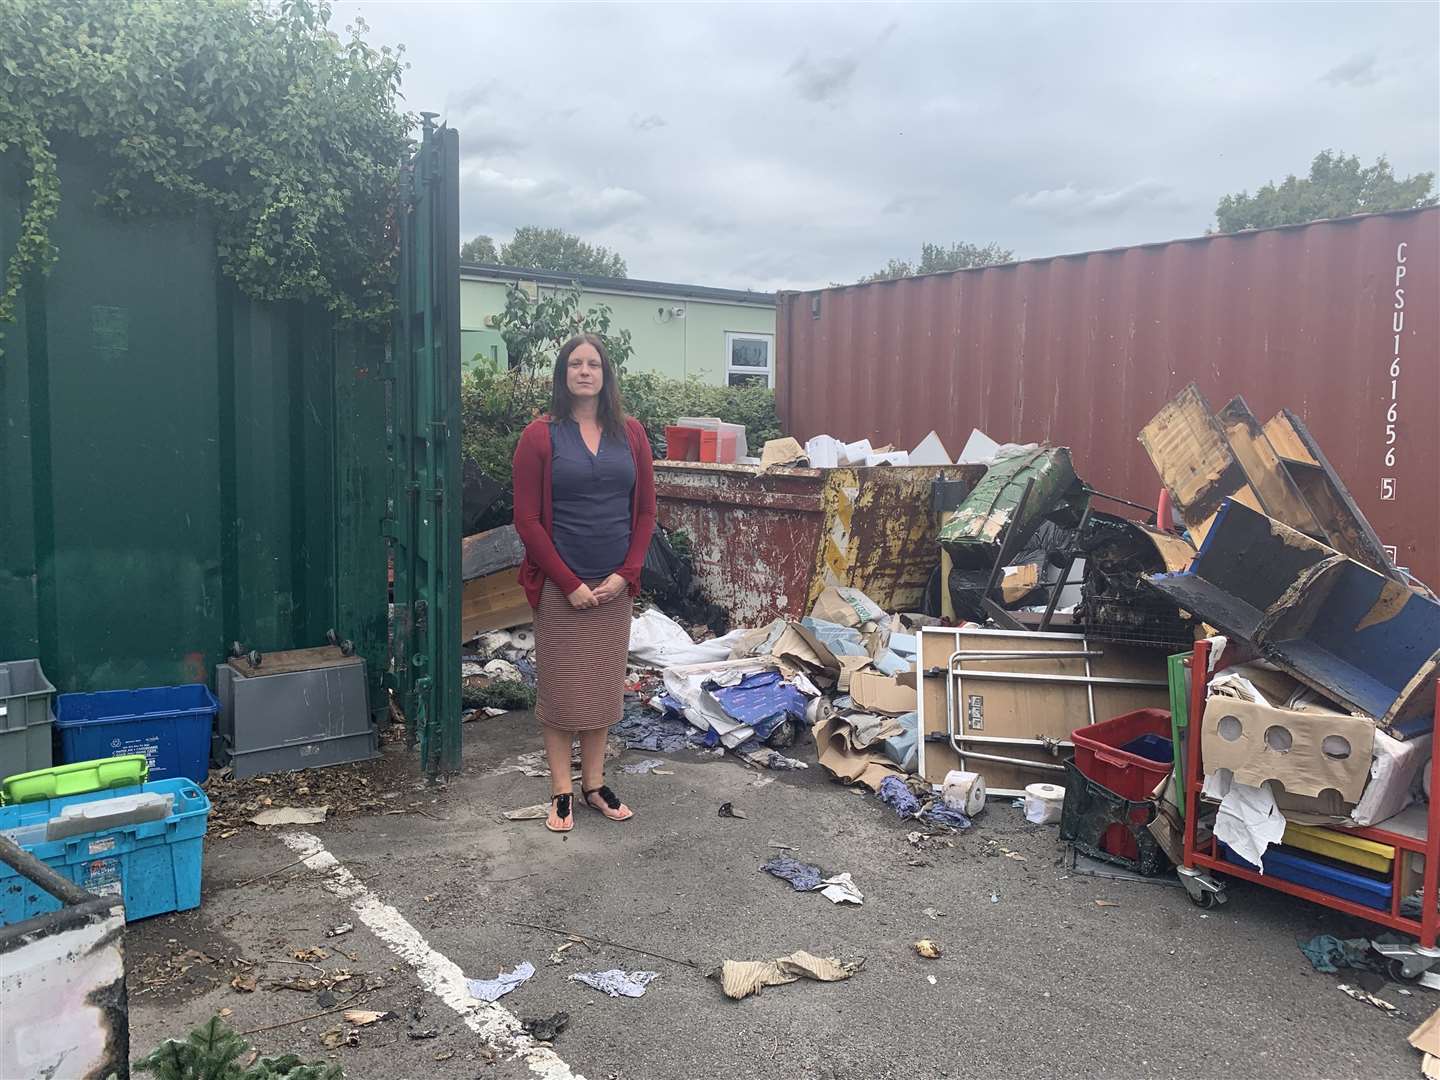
665,426,702,461
699,429,738,464
1070,707,1173,860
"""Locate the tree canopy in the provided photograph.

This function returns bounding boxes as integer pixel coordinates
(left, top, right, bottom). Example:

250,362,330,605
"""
461,225,628,278
1214,150,1437,233
0,0,413,333
860,240,1013,283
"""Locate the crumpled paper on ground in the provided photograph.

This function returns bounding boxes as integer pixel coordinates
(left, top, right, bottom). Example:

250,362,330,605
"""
467,961,534,1002
629,607,749,669
714,951,861,1000
817,872,864,905
1208,774,1286,869
569,970,659,998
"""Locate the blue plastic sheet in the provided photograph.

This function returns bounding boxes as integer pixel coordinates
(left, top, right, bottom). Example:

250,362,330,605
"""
709,671,809,740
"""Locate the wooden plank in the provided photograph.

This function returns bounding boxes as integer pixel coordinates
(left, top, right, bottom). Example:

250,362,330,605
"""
462,568,533,640
1217,396,1323,536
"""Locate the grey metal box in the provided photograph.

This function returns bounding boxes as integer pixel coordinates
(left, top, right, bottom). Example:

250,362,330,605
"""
217,647,376,779
0,659,56,780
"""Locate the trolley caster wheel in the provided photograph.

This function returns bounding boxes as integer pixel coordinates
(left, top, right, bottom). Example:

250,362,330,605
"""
1390,958,1419,983
229,640,247,659
247,649,263,669
1189,889,1220,910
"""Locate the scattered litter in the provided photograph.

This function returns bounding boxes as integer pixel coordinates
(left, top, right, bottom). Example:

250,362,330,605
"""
320,1027,359,1049
521,1012,571,1042
713,951,861,1000
433,1050,456,1062
921,908,945,920
343,1010,394,1027
467,961,535,1002
231,974,258,993
483,707,508,717
325,922,354,938
621,758,668,775
293,947,328,962
878,776,922,817
250,806,328,826
718,802,747,819
1005,851,1026,862
921,802,973,831
741,746,808,771
1422,972,1440,992
503,804,551,821
407,1028,440,1040
549,937,585,965
767,842,796,850
1298,935,1381,974
927,975,938,985
989,890,1000,904
570,970,660,998
914,940,942,959
1094,899,1121,908
817,873,864,905
761,857,824,892
1339,983,1396,1012
1023,783,1065,825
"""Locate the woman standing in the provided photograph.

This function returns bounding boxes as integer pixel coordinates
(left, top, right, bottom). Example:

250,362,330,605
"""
512,334,657,833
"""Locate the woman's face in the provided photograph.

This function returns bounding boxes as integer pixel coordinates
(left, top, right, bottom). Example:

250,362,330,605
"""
566,343,604,400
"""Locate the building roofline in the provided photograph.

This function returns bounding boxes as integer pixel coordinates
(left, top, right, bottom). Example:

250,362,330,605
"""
779,205,1439,296
460,263,777,306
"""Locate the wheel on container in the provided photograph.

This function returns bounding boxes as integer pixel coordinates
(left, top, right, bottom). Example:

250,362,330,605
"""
339,638,355,657
1389,958,1423,983
247,649,263,669
1189,889,1220,910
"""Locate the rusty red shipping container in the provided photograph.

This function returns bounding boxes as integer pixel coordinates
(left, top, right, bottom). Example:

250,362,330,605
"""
777,208,1439,589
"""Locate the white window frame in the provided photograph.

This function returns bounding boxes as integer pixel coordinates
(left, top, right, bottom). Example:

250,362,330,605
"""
724,331,775,388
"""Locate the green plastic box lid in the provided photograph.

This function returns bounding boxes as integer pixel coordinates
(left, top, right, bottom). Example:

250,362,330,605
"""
1,755,150,805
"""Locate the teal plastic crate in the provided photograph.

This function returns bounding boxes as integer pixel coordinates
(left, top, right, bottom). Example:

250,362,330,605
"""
0,778,209,924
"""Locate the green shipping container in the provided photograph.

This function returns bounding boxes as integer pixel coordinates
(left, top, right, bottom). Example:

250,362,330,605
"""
0,125,462,775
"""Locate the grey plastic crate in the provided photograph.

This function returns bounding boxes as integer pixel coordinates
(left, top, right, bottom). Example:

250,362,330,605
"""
0,659,57,781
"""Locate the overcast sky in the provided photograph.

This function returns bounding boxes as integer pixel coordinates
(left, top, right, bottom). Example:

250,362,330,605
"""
335,1,1440,291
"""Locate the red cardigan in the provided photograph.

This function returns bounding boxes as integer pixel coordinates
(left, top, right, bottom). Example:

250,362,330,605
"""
512,415,657,609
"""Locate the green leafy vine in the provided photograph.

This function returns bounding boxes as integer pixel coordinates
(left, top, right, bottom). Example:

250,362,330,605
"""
0,0,413,346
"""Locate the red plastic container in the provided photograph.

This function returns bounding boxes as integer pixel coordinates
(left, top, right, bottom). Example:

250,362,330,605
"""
699,429,738,464
665,426,702,461
1070,707,1173,860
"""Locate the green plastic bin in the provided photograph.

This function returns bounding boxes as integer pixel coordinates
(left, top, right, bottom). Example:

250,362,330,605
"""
1167,652,1192,819
0,659,57,782
1,755,150,806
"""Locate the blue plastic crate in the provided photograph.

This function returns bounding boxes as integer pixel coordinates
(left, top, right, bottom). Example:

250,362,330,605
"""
0,778,209,925
1220,842,1392,912
56,685,218,783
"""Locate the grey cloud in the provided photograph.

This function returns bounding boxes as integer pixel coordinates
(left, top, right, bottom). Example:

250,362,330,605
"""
1322,52,1379,87
786,51,860,105
630,113,667,131
1011,179,1187,220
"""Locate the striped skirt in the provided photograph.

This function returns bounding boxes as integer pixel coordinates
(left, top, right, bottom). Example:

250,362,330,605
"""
534,579,631,733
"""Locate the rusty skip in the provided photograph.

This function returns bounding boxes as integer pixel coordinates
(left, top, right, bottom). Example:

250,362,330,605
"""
654,461,984,626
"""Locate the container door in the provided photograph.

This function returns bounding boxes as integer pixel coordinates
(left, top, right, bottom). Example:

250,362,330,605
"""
390,119,462,775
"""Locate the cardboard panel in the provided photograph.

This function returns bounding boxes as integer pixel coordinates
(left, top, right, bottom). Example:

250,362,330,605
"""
1217,397,1322,536
461,570,532,640
1201,696,1375,801
917,626,1169,793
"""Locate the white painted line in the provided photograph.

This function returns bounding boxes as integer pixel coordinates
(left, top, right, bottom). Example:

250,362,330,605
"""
280,831,583,1080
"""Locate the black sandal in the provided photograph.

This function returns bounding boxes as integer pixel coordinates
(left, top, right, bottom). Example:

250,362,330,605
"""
545,793,574,833
582,785,633,822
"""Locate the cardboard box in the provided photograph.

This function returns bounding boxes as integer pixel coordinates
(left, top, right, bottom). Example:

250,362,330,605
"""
1200,695,1374,803
850,671,917,715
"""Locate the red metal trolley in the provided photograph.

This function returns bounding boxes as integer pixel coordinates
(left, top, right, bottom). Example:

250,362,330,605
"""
1180,638,1440,980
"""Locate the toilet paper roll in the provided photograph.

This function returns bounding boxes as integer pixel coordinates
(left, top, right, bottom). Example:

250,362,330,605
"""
942,770,987,817
1023,782,1065,825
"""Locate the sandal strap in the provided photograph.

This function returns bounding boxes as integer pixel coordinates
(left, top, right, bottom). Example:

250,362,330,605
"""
584,785,622,810
551,793,573,818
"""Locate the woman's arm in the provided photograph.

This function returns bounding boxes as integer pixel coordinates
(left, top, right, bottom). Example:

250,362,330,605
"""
617,421,658,588
512,423,584,598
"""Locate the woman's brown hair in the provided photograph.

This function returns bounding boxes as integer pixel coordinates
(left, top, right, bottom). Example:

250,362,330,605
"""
551,334,627,440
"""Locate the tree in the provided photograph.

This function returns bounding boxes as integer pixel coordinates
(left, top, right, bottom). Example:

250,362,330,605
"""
460,234,499,264
498,225,628,278
860,240,1013,283
1214,150,1437,233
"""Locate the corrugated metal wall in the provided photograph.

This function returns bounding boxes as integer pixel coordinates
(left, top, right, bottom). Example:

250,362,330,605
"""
0,147,389,706
777,208,1439,588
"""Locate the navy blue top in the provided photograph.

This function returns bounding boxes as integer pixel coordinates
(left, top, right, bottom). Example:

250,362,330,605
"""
550,419,636,582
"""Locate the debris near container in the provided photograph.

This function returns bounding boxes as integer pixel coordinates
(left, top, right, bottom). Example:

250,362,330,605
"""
1410,1009,1440,1078
641,527,731,637
1074,512,1197,649
250,806,328,827
913,940,942,959
522,1012,571,1043
467,961,535,1003
712,950,861,1000
569,970,660,998
462,524,532,640
940,447,1087,572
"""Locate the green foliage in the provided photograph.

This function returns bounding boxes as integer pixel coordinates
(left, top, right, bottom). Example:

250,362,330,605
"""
495,281,633,377
0,0,413,338
497,225,628,278
622,370,783,452
1215,150,1437,233
860,240,1013,282
130,1015,342,1080
464,678,536,711
460,233,499,264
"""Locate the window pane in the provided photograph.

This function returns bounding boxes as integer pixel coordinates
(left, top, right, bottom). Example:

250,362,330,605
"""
728,371,768,388
729,337,769,369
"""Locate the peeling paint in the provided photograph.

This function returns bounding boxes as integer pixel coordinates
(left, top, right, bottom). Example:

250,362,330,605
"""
1356,579,1420,632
